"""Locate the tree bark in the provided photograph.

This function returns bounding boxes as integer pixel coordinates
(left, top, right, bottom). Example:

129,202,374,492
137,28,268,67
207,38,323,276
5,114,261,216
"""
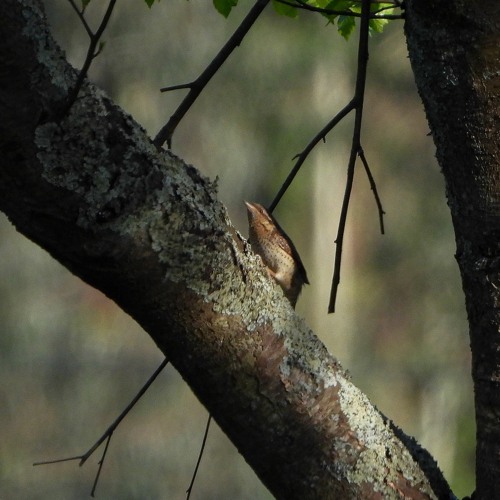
405,1,500,497
0,0,454,498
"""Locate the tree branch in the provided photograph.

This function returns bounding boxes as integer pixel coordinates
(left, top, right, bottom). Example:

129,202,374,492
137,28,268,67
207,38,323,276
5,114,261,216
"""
328,0,372,313
268,0,384,312
33,358,170,495
268,99,355,213
154,0,270,149
359,147,385,234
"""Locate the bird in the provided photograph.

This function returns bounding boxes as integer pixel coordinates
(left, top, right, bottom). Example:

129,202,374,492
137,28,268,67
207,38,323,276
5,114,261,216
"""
245,201,309,308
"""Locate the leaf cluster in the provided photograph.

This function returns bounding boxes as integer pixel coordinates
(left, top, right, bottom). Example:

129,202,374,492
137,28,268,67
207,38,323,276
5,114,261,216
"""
213,0,396,39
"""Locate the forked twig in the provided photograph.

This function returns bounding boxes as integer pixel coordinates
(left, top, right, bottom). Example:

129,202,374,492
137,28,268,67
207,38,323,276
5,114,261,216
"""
359,147,385,234
328,0,372,313
33,357,170,496
268,100,355,213
57,0,117,119
90,434,112,497
154,0,271,149
268,2,385,312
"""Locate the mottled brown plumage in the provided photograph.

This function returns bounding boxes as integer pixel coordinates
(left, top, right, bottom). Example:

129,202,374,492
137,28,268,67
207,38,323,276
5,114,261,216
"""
245,202,309,308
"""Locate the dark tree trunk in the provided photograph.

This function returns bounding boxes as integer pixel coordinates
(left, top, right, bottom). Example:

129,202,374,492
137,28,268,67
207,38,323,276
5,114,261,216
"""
405,1,500,497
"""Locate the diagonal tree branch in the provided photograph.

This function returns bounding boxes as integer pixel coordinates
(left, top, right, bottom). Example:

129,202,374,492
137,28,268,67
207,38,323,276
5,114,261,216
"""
33,358,170,495
154,0,270,149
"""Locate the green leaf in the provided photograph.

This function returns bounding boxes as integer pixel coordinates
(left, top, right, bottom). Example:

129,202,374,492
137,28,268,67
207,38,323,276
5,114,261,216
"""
337,14,355,40
320,1,355,26
307,0,328,7
369,3,394,34
213,0,238,17
144,0,155,7
268,0,395,38
325,0,355,11
369,17,388,33
370,1,395,14
81,0,91,10
272,0,298,18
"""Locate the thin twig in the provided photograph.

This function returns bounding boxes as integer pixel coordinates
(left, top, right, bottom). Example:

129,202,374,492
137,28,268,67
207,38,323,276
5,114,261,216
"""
154,0,271,149
268,100,355,213
268,0,384,310
328,0,371,313
359,148,385,234
83,357,169,466
57,0,117,119
161,82,195,92
34,358,170,494
186,415,212,499
372,3,400,15
67,0,93,37
91,434,112,497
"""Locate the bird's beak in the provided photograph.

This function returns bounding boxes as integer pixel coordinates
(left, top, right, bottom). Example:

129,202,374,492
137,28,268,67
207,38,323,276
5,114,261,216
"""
245,201,257,216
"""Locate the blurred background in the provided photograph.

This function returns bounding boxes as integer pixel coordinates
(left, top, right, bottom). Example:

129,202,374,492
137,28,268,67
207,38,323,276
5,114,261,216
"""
0,1,474,498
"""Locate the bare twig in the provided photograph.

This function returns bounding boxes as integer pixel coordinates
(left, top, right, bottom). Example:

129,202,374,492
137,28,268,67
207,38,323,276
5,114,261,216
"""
268,100,355,213
154,0,271,149
161,82,194,92
359,148,385,234
91,434,112,497
328,0,371,313
33,358,170,495
186,415,212,499
372,3,401,15
67,0,93,37
57,0,117,119
267,0,384,311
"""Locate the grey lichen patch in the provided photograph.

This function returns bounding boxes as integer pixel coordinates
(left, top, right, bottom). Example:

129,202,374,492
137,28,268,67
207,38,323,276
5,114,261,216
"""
210,227,289,326
123,174,228,297
21,0,75,102
280,315,341,389
36,114,108,202
210,217,343,390
35,71,230,298
339,378,437,497
145,207,223,295
339,380,391,450
207,236,251,312
36,81,169,227
149,185,225,280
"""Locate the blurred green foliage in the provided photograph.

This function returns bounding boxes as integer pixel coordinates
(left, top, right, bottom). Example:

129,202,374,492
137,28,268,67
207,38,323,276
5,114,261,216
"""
0,1,474,498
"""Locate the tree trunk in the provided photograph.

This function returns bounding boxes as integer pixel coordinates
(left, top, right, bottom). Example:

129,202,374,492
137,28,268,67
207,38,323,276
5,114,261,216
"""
0,0,466,498
405,0,500,497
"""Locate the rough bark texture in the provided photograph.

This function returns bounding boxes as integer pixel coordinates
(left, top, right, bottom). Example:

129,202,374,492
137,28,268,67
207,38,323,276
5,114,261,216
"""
0,0,454,498
405,1,500,497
